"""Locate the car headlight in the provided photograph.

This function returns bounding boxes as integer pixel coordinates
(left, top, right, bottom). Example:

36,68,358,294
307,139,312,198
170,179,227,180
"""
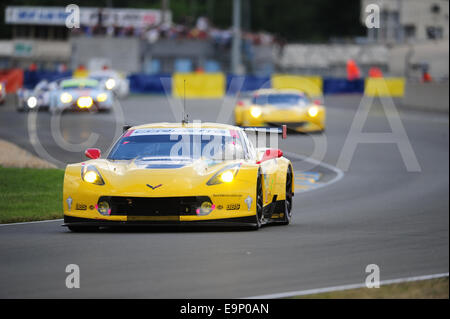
206,164,241,186
27,96,37,108
77,96,93,108
250,107,262,118
105,78,116,90
308,106,319,117
60,92,72,104
81,165,105,185
97,93,108,102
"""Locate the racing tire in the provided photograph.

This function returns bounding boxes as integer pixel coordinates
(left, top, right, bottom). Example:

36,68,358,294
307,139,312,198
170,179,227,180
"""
280,166,293,225
67,226,99,232
250,173,264,230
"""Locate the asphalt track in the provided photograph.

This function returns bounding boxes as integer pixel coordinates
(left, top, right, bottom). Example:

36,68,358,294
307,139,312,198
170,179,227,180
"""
0,93,448,298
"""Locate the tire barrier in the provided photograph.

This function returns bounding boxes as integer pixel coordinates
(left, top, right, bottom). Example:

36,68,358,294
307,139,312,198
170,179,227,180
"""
128,73,171,94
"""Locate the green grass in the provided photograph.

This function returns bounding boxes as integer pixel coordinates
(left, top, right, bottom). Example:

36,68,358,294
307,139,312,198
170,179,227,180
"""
294,277,449,299
0,166,64,223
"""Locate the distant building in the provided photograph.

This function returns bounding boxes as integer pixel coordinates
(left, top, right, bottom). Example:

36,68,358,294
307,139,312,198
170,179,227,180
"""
2,6,275,74
2,6,171,71
360,0,449,43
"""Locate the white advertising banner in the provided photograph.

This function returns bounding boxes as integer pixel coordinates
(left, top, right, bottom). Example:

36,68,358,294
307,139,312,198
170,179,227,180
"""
5,6,172,28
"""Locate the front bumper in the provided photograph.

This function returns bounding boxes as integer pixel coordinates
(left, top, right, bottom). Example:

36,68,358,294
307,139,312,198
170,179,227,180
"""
64,191,257,223
63,215,257,227
57,101,112,111
243,111,325,132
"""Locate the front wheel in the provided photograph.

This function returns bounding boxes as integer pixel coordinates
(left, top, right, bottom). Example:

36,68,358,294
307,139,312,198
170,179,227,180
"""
280,167,293,225
250,173,264,230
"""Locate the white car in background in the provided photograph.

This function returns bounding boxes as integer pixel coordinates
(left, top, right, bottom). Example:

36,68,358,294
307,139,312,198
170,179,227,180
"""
49,78,114,114
16,79,60,111
89,70,129,98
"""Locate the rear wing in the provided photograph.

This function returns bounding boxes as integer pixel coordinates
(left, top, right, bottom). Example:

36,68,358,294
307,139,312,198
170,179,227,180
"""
242,125,287,139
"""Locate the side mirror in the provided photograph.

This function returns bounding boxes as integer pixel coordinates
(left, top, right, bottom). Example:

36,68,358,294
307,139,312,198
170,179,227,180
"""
123,124,132,133
85,148,101,159
257,148,283,164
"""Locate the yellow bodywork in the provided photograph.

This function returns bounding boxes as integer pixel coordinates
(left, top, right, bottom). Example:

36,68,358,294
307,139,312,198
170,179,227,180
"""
63,122,294,224
234,89,326,133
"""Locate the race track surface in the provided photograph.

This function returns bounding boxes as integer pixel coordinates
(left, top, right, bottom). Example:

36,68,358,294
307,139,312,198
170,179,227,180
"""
0,94,448,298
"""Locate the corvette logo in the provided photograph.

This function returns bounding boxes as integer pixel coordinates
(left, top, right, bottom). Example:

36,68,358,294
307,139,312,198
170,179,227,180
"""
146,184,162,190
66,196,73,211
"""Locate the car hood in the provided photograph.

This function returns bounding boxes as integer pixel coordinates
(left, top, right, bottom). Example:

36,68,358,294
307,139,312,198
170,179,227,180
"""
257,103,311,112
86,158,242,193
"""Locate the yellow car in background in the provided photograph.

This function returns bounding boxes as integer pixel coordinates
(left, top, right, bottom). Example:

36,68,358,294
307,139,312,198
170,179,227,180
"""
234,89,326,132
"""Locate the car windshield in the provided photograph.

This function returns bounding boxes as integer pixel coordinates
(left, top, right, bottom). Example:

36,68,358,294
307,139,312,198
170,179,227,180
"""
61,79,99,90
252,94,309,107
107,128,247,161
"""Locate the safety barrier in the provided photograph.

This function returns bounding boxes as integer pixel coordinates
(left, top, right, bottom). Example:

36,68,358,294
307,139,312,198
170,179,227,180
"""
128,74,171,94
72,69,89,78
0,69,24,93
23,70,73,89
271,74,323,97
172,73,225,98
323,78,365,94
18,69,406,98
364,78,405,97
226,75,271,94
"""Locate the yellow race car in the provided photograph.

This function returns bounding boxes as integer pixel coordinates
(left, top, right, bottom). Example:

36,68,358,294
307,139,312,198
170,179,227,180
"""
63,122,294,231
234,88,326,132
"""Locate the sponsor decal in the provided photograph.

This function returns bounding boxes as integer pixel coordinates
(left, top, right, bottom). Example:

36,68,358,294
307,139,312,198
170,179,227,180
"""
131,128,231,137
89,205,95,210
217,205,224,210
226,203,240,210
76,203,87,210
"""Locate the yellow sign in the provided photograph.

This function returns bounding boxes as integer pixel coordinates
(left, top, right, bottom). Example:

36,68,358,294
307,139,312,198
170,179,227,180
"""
173,73,225,98
364,78,405,97
271,74,323,97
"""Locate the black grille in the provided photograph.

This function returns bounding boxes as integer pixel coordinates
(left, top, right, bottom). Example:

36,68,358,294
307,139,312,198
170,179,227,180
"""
99,196,212,216
267,122,306,128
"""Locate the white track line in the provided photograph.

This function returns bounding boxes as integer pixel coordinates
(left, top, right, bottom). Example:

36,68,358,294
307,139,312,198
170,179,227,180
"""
284,151,345,194
0,219,63,227
244,272,449,299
